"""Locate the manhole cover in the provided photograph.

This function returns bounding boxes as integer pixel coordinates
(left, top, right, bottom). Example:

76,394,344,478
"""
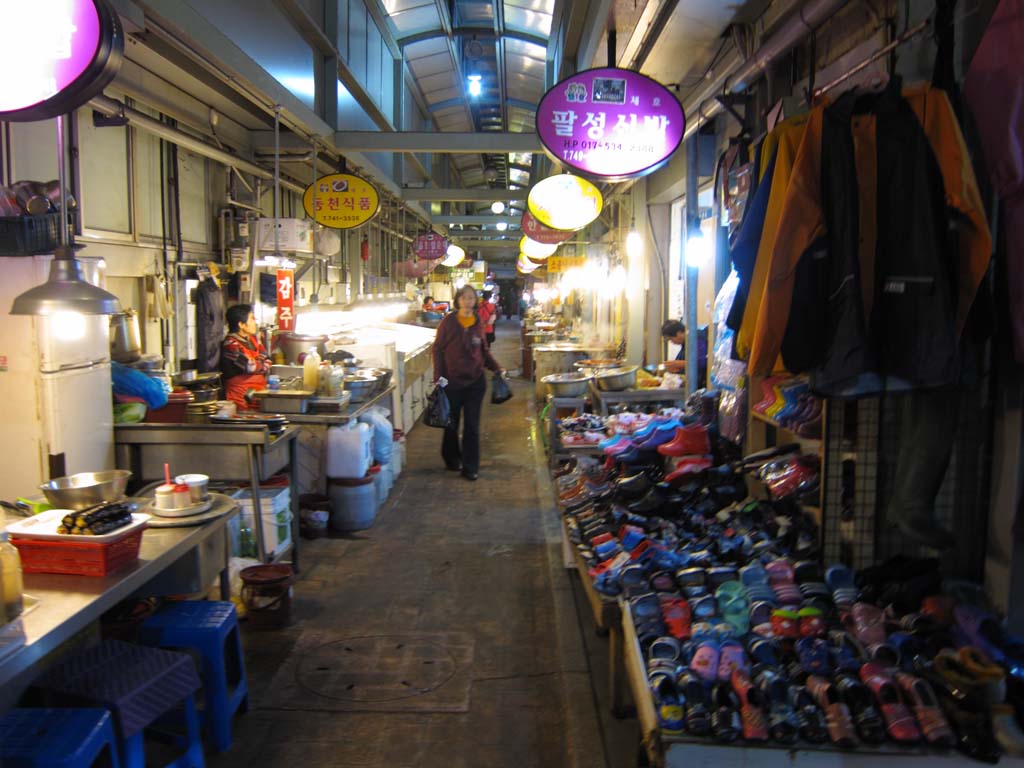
296,635,459,703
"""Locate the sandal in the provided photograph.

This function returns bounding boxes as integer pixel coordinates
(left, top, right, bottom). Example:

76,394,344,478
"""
715,581,750,635
730,668,769,742
848,602,887,648
717,639,749,682
689,639,721,683
796,637,832,675
659,596,692,640
806,674,858,749
709,682,742,742
835,672,887,744
771,608,800,639
895,671,956,747
791,685,829,743
755,667,800,744
859,662,921,743
649,669,686,734
676,670,711,736
825,564,859,608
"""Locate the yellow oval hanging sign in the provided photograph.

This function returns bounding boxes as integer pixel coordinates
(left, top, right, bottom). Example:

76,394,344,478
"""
303,173,380,229
528,173,603,231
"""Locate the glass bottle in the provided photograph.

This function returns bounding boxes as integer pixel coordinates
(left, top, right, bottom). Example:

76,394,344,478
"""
0,531,24,622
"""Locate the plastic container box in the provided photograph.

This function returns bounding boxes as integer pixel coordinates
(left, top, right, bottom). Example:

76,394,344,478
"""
11,529,144,576
326,423,372,479
0,212,76,256
232,487,292,558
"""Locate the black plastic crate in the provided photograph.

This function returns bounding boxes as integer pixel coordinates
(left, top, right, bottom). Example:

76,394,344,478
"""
0,212,76,256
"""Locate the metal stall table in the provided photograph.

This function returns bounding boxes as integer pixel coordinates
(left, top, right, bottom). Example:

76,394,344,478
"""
588,381,688,416
0,496,238,712
114,424,299,568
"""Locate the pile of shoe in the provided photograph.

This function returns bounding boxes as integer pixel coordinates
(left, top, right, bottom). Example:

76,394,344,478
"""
753,376,822,439
624,547,1024,760
558,414,608,446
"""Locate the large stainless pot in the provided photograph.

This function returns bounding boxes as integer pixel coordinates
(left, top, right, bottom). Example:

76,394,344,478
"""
110,310,141,363
542,372,591,397
594,366,639,391
275,332,328,364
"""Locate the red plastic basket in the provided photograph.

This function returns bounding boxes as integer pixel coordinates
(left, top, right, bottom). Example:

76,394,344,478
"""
11,529,145,576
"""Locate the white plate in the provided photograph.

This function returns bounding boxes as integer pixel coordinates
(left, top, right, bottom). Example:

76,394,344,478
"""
145,497,214,519
6,509,149,542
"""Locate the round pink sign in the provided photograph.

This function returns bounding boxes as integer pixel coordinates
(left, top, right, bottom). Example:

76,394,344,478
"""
412,232,449,260
521,211,574,244
0,0,122,122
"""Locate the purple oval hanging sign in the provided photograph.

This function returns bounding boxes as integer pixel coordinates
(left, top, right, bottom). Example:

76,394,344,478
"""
0,0,123,122
412,232,449,260
536,67,685,182
521,211,574,243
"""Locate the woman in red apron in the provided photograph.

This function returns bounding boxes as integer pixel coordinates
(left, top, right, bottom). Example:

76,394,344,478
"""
221,304,270,410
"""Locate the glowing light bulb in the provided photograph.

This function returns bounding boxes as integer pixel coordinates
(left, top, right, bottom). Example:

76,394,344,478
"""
51,311,85,341
685,229,710,267
626,230,643,258
491,201,505,214
496,221,508,232
468,75,482,97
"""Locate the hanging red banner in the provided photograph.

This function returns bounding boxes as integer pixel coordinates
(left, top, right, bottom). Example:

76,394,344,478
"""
521,210,574,243
412,232,449,260
276,269,295,331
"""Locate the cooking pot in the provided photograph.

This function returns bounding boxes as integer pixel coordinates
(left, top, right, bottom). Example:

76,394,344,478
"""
110,310,141,363
275,332,328,365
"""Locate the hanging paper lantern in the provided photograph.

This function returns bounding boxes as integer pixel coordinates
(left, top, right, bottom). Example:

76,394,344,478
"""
520,236,558,259
360,236,370,262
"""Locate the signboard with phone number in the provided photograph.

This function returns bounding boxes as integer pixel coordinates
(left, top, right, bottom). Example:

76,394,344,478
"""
302,173,380,229
536,67,685,181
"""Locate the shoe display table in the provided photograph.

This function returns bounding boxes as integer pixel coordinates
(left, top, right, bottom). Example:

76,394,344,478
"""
546,395,599,468
588,381,688,417
620,603,1023,768
560,516,629,718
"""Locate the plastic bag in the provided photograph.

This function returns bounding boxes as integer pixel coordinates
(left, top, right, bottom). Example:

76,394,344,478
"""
111,362,168,409
710,272,747,446
491,372,512,404
423,384,452,429
359,406,394,464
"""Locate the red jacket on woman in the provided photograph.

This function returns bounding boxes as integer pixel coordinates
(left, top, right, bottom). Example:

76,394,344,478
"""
432,312,501,387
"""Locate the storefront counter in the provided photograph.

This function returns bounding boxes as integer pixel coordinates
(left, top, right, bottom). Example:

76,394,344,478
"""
0,495,238,712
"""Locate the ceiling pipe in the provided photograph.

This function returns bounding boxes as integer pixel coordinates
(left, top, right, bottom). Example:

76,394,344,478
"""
89,94,308,195
681,0,851,139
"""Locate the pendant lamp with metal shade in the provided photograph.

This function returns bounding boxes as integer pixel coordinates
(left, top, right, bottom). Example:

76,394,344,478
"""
10,114,121,316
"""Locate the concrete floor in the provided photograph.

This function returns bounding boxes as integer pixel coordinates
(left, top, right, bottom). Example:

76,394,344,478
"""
210,319,637,768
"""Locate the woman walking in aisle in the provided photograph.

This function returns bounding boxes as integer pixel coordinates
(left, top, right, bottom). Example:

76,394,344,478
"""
432,284,505,481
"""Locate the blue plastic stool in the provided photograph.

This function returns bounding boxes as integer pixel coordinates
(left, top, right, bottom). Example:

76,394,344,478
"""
139,601,249,752
33,639,204,768
0,708,120,767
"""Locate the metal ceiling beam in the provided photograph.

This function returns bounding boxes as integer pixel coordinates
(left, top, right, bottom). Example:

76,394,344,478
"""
403,188,526,202
333,131,541,152
433,215,520,225
574,0,614,73
398,28,549,50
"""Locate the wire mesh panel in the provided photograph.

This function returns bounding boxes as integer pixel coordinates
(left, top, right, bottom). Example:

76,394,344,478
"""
823,398,881,569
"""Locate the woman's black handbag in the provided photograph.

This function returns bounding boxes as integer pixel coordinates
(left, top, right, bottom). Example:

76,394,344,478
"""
491,372,512,405
424,384,453,428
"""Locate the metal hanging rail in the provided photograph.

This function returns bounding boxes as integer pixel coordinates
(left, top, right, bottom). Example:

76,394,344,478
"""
813,18,931,97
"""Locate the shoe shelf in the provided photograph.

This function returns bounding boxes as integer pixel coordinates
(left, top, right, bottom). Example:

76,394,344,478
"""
745,375,828,543
621,601,988,768
559,510,630,717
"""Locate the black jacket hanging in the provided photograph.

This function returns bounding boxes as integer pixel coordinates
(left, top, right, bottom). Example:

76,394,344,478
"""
195,277,224,373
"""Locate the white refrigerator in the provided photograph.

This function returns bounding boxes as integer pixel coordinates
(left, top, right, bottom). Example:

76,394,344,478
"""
0,256,114,500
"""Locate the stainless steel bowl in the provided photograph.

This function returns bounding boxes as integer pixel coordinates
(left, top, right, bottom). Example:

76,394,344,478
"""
362,367,393,392
542,372,591,397
344,375,379,403
594,366,639,391
40,470,132,510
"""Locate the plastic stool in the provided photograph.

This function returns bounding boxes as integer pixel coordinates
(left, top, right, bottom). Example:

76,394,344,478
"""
139,600,249,752
33,639,204,768
0,708,120,767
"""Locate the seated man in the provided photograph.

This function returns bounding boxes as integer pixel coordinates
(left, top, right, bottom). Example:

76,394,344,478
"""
660,320,708,387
